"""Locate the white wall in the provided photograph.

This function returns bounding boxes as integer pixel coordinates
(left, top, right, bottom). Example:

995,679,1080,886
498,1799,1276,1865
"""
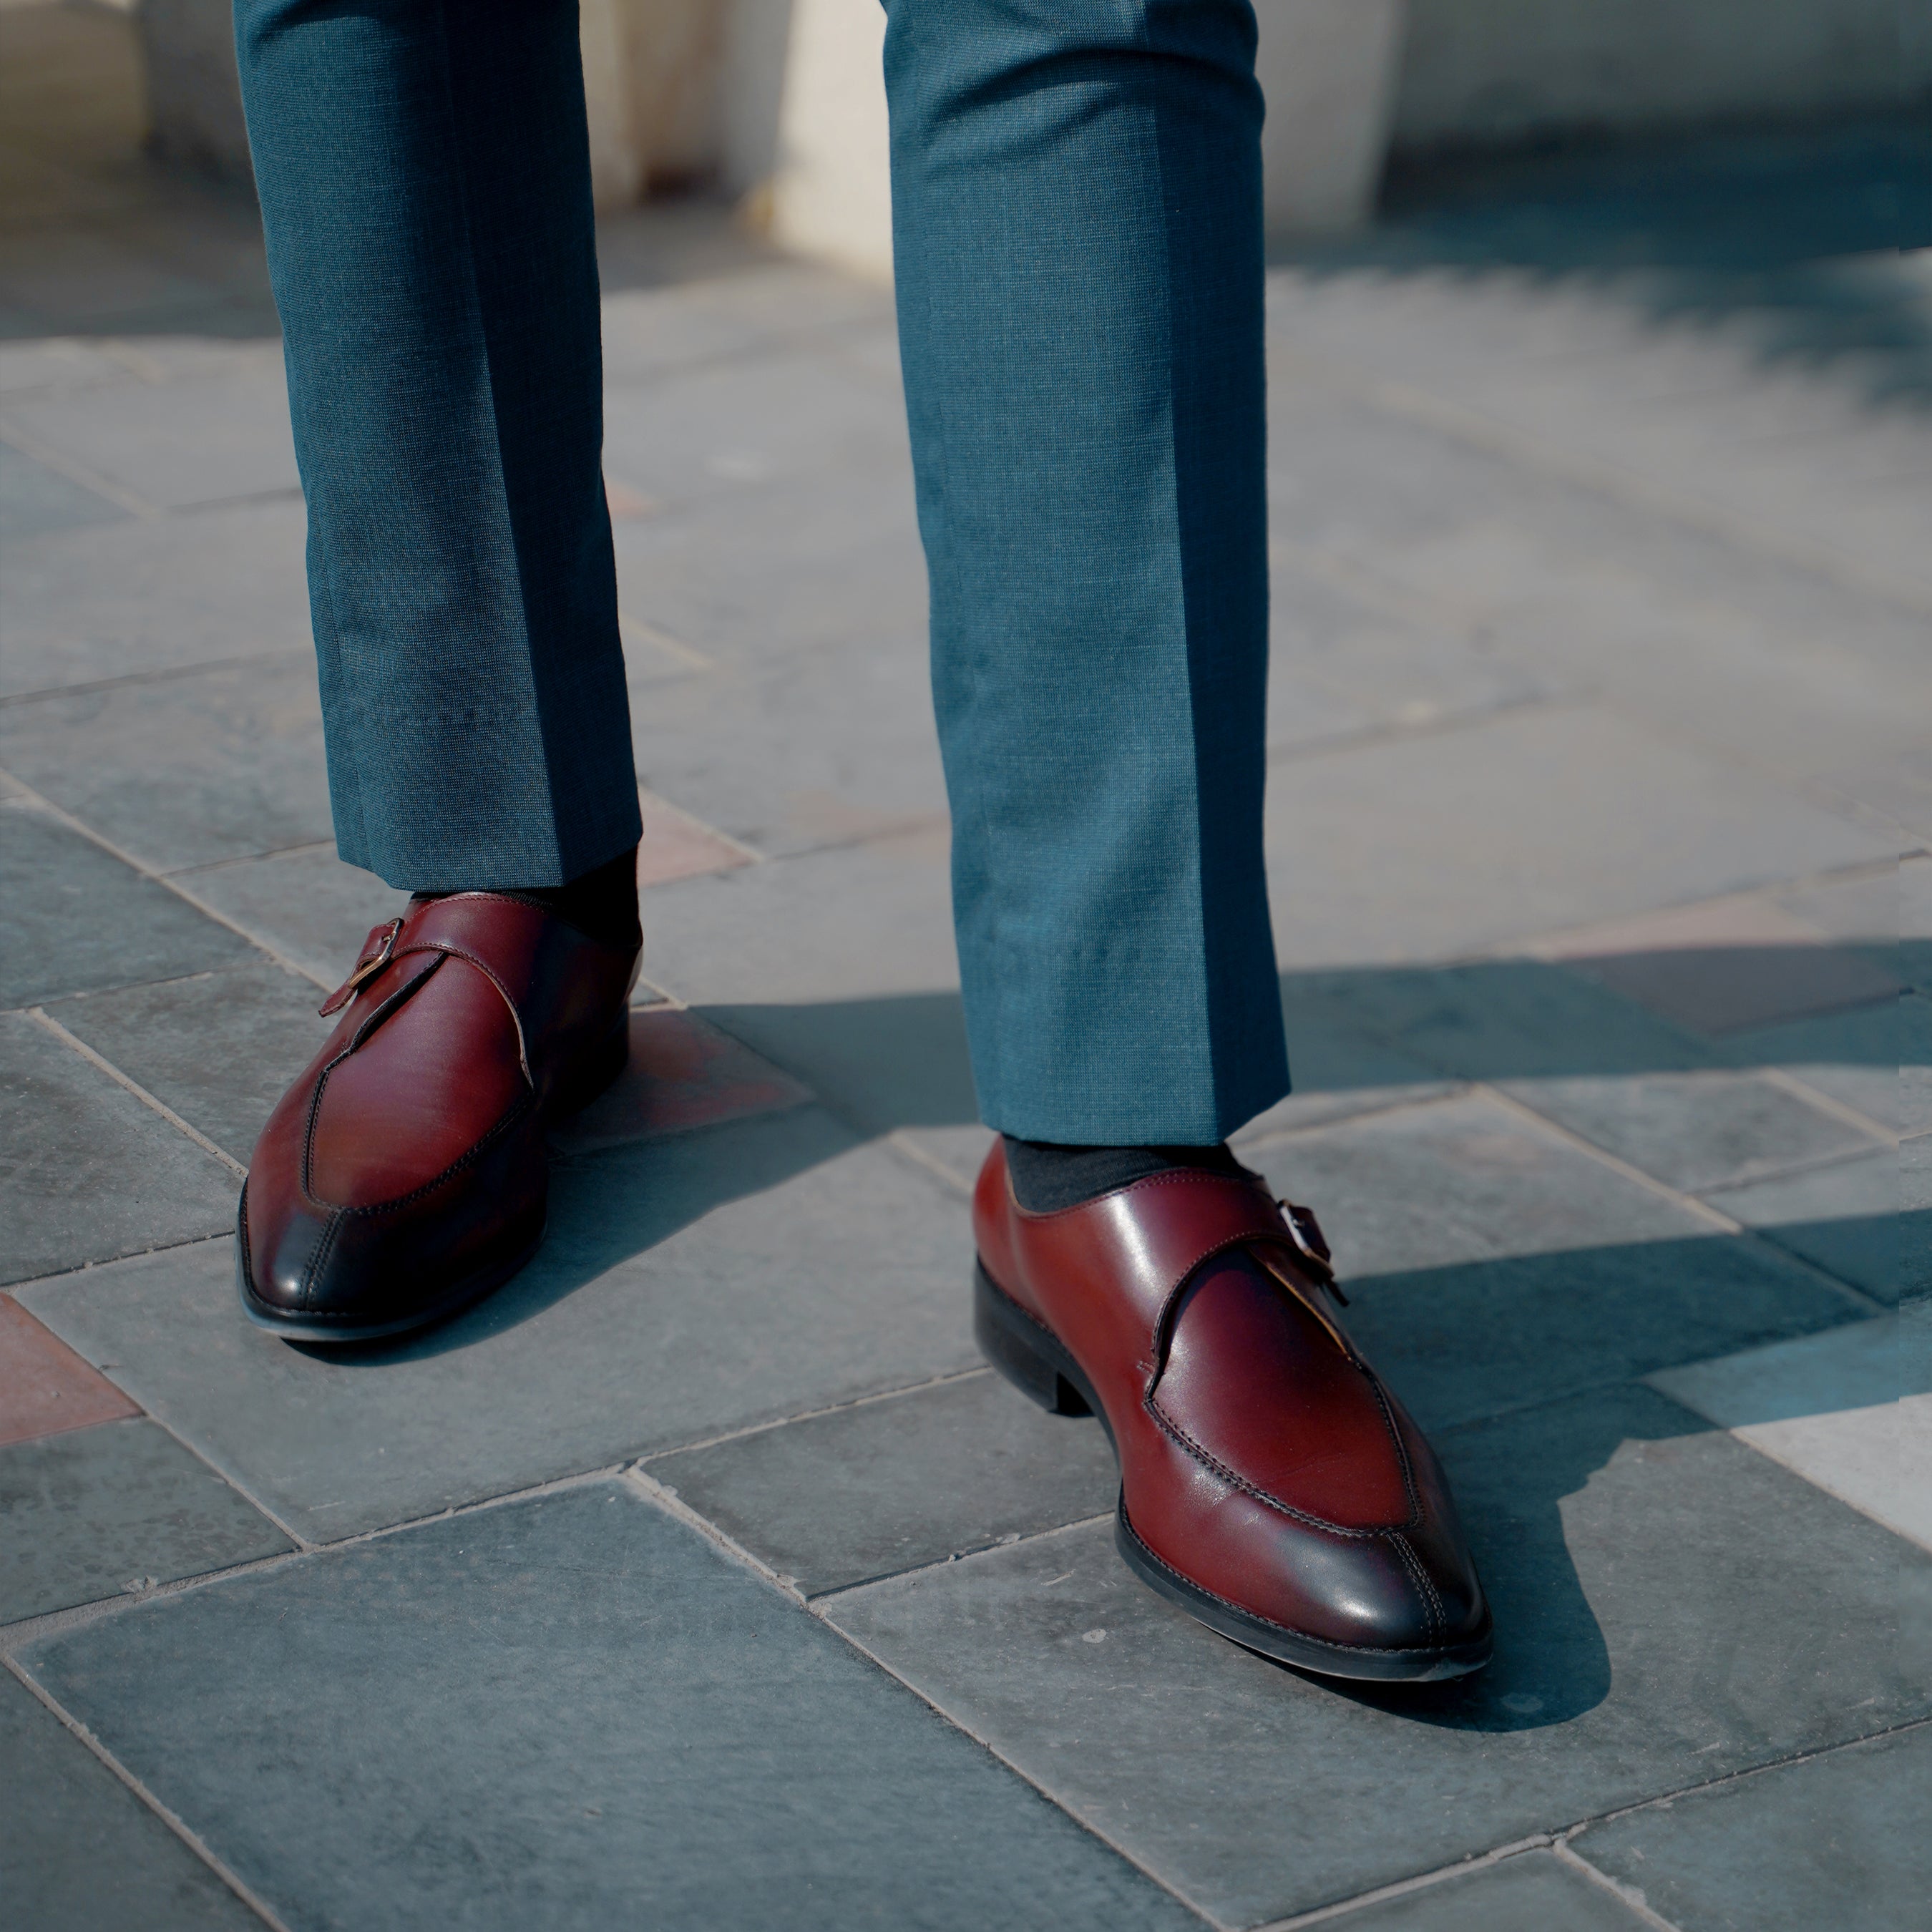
1392,0,1928,150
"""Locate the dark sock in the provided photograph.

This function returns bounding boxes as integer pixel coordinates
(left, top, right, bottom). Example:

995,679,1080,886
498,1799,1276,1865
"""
1002,1136,1250,1214
411,846,641,955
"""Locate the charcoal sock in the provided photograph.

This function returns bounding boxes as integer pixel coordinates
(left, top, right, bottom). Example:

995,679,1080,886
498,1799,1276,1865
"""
1002,1136,1249,1214
411,846,641,955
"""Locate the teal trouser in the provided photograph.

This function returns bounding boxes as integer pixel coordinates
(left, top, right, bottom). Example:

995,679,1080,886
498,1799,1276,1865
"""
235,0,1291,1142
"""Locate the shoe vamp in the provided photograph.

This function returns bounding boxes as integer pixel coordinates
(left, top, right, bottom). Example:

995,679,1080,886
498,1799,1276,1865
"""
308,963,527,1206
1153,1252,1412,1530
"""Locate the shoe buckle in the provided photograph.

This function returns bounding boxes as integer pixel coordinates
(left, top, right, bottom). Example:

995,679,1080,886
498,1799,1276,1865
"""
318,917,404,1017
1275,1199,1344,1300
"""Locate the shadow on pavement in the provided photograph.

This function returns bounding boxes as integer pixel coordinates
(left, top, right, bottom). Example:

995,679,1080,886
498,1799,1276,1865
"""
1285,109,1932,409
299,947,1911,1730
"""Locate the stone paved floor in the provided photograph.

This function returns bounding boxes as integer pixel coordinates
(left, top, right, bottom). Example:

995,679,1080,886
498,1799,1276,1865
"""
2,7,1928,1928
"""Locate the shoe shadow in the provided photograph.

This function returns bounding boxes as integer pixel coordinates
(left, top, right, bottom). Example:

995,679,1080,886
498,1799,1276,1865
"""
1258,1385,1742,1732
293,955,1903,1733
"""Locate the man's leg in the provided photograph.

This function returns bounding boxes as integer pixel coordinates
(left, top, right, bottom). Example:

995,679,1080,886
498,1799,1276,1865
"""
237,0,640,889
886,1,1492,1682
232,0,643,1342
885,0,1287,1148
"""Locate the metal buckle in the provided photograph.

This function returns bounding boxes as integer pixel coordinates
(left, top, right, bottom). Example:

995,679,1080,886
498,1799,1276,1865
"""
318,917,404,1017
1275,1199,1344,1301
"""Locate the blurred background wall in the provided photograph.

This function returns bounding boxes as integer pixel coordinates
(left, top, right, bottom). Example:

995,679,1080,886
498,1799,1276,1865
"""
135,0,1932,280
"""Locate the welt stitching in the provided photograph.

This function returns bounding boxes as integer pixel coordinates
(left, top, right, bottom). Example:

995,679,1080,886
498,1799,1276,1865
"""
1387,1532,1444,1645
1364,1372,1425,1523
1413,1539,1447,1641
235,1178,253,1283
300,1208,345,1307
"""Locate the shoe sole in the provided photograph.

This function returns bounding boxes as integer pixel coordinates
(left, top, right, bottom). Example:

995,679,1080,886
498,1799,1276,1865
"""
237,1018,630,1346
973,1259,1493,1684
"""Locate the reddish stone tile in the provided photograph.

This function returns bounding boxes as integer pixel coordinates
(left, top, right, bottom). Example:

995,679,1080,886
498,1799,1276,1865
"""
1538,894,1901,1035
0,1293,137,1448
636,790,754,889
550,1008,811,1153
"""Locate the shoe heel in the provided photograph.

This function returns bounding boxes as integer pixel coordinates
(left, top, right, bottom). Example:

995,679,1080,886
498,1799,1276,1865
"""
551,1015,630,1118
974,1263,1090,1417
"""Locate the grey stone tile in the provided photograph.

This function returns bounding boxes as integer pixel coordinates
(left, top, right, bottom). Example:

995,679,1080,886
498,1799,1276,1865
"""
645,1370,1118,1596
1904,993,1931,1142
1905,856,1931,952
547,1006,811,1156
43,961,328,1163
0,224,228,337
17,1483,1200,1932
0,796,255,1006
630,630,947,859
21,1110,979,1540
643,835,967,1134
0,498,310,698
1267,561,1550,757
613,457,927,676
599,264,894,387
0,1013,238,1288
1704,1149,1898,1304
2,357,298,509
893,1123,995,1193
0,439,126,540
1316,1850,1644,1931
1545,892,1902,1037
0,656,331,873
1908,1141,1932,1307
0,1418,290,1624
1649,1317,1930,1551
0,1669,262,1931
182,842,403,990
1572,1728,1932,1932
1498,1070,1878,1195
1242,1093,1860,1430
1265,265,1660,382
1299,957,1713,1085
1234,982,1458,1141
825,1385,1927,1928
700,987,975,1142
0,336,130,399
1264,382,1932,811
600,343,908,518
1775,867,1897,950
1830,758,1932,852
643,831,957,1002
1262,705,1891,970
1723,998,1898,1135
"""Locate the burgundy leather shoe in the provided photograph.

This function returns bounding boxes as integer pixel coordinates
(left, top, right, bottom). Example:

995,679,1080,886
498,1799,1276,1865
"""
238,893,639,1343
972,1141,1492,1681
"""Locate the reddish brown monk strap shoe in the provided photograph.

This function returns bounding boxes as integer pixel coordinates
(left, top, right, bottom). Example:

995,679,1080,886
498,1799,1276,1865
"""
972,1140,1492,1681
238,893,640,1343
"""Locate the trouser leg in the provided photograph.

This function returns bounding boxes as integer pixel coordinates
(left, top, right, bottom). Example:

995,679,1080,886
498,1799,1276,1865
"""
233,0,641,889
883,0,1289,1143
